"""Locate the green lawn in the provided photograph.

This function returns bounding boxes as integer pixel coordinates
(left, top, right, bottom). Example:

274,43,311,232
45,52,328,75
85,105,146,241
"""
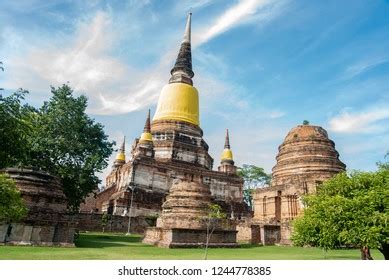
0,232,384,260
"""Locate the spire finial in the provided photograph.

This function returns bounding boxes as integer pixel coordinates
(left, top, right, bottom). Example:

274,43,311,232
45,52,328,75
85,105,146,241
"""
144,109,151,132
169,13,194,85
120,136,126,152
224,129,230,149
182,12,191,43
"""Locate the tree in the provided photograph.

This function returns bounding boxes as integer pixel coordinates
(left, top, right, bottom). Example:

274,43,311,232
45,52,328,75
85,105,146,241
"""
303,120,310,125
26,85,114,211
203,204,227,260
0,89,35,169
0,174,27,223
291,169,389,260
237,164,271,209
0,85,113,211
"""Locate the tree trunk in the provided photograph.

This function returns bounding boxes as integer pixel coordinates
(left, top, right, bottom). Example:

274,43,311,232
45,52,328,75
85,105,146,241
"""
2,224,10,243
378,244,389,260
360,246,373,260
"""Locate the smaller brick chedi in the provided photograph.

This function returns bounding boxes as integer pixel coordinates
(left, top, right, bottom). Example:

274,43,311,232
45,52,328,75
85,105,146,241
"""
253,124,346,245
0,168,76,246
143,175,237,248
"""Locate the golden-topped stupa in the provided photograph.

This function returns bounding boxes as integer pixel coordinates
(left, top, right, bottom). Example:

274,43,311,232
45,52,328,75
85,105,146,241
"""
112,137,125,169
153,13,199,126
81,13,248,230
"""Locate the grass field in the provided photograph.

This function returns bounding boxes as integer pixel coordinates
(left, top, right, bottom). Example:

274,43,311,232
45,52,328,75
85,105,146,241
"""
0,232,384,260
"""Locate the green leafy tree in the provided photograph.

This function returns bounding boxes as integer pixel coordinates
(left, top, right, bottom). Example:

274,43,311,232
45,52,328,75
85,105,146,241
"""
0,85,113,212
0,89,35,169
0,174,28,223
237,164,271,209
203,204,227,260
303,120,310,125
27,85,114,211
291,169,389,260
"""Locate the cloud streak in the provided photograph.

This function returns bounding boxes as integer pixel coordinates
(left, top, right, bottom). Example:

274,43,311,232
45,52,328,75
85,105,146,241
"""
342,56,389,80
328,106,389,134
194,0,283,46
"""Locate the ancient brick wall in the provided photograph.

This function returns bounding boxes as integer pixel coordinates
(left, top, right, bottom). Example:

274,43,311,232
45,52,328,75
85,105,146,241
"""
95,157,247,219
75,213,149,234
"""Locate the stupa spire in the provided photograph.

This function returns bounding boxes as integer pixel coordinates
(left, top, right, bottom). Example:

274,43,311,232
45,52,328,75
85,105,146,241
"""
143,109,151,133
182,12,191,43
224,129,231,149
113,136,126,168
218,129,236,173
119,136,125,153
152,12,200,126
221,129,234,163
139,109,153,144
169,13,194,85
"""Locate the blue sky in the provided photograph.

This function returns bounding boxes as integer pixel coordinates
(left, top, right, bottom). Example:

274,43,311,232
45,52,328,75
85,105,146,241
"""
1,0,388,182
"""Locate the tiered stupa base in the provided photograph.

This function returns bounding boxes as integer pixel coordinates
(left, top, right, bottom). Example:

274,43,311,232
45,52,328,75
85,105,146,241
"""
143,177,238,248
143,228,237,248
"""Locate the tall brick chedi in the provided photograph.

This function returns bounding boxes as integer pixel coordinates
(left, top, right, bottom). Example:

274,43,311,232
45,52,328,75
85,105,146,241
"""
82,13,247,226
253,124,346,245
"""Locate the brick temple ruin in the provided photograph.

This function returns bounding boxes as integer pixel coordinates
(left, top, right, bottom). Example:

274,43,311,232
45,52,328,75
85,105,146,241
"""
0,168,76,246
81,14,249,233
253,125,346,245
80,14,348,246
143,175,237,248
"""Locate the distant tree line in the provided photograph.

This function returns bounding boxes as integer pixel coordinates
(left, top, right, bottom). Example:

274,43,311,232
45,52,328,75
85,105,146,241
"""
237,164,271,210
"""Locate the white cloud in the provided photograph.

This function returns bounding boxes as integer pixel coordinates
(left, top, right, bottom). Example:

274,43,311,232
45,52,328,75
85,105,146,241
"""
194,0,282,46
3,11,172,115
2,0,287,115
329,106,389,134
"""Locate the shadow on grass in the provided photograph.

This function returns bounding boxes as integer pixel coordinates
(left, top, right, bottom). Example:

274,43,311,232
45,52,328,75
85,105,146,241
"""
75,233,146,248
238,243,263,249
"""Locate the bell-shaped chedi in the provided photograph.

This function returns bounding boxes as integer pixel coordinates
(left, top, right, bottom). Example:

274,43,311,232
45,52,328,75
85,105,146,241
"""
150,13,214,170
143,176,237,248
156,177,212,230
253,123,346,245
271,124,346,190
153,13,199,126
